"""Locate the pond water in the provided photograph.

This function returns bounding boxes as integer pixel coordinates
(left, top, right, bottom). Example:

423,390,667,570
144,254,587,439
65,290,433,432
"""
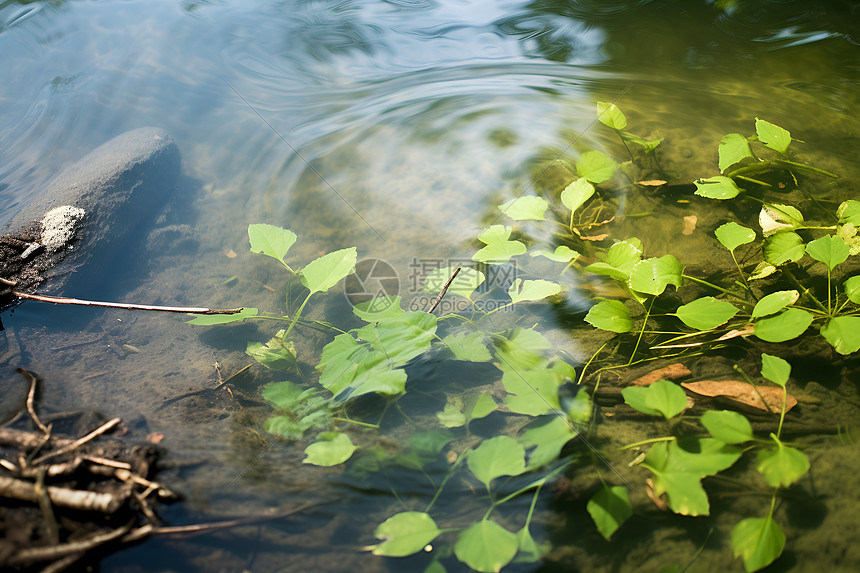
1,0,859,571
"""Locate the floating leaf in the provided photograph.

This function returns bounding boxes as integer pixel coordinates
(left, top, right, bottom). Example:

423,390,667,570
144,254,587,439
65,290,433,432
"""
467,436,526,488
597,101,627,130
498,196,549,221
437,393,496,428
622,379,687,419
760,353,790,387
518,416,578,470
584,299,632,333
454,520,518,573
821,316,860,355
732,516,785,573
188,307,258,325
585,239,642,280
715,222,756,252
424,266,485,300
443,332,492,362
719,133,754,173
757,441,810,488
701,410,754,444
806,234,850,271
508,279,561,304
628,255,683,296
373,512,441,557
676,297,740,331
759,204,804,237
837,199,860,226
560,178,595,214
576,150,618,184
587,485,632,540
694,176,742,200
247,330,297,371
493,328,550,370
751,290,799,319
473,225,527,264
248,223,297,264
502,365,562,416
681,380,797,414
301,247,358,294
353,296,405,322
754,308,813,343
755,118,791,154
622,131,662,152
763,231,805,265
844,276,860,304
530,245,580,263
303,432,357,466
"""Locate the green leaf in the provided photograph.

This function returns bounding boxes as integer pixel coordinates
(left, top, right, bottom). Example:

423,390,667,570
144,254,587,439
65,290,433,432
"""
837,199,860,226
760,353,790,387
806,234,850,271
424,266,485,300
584,299,632,333
498,196,549,221
597,101,627,130
587,485,632,541
248,223,297,264
443,332,492,362
508,279,561,304
621,131,662,152
751,290,799,318
694,176,742,200
621,379,687,419
651,470,710,516
715,222,756,252
821,316,860,355
628,255,683,296
473,225,527,264
454,520,518,573
353,296,405,322
514,526,545,563
530,245,580,263
560,178,595,215
585,239,642,280
262,381,332,439
493,328,551,370
437,393,496,428
357,311,438,365
675,296,740,330
759,204,804,236
719,133,754,173
756,442,810,488
576,150,618,184
763,231,805,265
187,307,258,325
246,330,297,371
701,410,754,444
302,432,357,466
844,276,860,304
301,247,357,294
754,308,813,343
518,415,578,470
373,512,441,557
732,516,785,573
755,118,792,154
467,436,526,487
501,365,562,416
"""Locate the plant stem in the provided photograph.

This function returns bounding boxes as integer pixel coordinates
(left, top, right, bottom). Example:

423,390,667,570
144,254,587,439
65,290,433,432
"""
283,292,313,341
577,341,609,385
730,252,754,298
331,417,379,429
681,274,752,305
781,268,828,313
619,436,676,451
628,298,654,365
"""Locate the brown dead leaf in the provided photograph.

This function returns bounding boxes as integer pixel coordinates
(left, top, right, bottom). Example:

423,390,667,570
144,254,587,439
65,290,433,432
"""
147,432,165,444
629,363,692,386
681,380,797,414
717,324,755,341
225,249,238,258
645,478,668,511
637,180,668,187
572,227,609,241
682,215,697,236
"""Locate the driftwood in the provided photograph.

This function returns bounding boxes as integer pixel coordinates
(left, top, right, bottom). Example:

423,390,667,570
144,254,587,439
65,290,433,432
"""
11,291,243,315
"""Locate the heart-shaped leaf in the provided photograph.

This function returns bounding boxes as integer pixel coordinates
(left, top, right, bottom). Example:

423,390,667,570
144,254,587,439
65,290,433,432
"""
694,176,742,200
454,520,518,573
467,436,526,487
715,222,756,252
628,255,682,296
755,118,791,154
622,379,687,419
732,516,785,573
760,353,790,387
248,223,297,265
584,299,633,333
373,512,441,557
576,150,618,183
498,196,549,221
560,178,595,214
701,410,754,444
806,234,850,271
719,133,754,172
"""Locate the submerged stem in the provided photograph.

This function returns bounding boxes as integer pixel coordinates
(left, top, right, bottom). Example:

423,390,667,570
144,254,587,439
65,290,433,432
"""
628,298,654,365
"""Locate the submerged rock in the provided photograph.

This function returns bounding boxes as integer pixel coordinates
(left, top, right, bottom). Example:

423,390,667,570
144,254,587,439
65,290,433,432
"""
1,126,180,303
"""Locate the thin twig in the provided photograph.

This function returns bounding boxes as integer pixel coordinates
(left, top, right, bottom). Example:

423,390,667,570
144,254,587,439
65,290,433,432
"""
12,291,243,315
19,368,50,435
428,267,461,313
32,418,121,465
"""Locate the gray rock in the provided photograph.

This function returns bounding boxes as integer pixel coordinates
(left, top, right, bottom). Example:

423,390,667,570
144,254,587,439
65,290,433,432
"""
3,126,181,296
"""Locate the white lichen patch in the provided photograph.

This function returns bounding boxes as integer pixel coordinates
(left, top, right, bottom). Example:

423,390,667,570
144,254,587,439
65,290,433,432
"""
40,205,86,248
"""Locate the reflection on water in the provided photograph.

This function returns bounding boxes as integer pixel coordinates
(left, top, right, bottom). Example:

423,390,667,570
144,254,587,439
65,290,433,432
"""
1,0,859,571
